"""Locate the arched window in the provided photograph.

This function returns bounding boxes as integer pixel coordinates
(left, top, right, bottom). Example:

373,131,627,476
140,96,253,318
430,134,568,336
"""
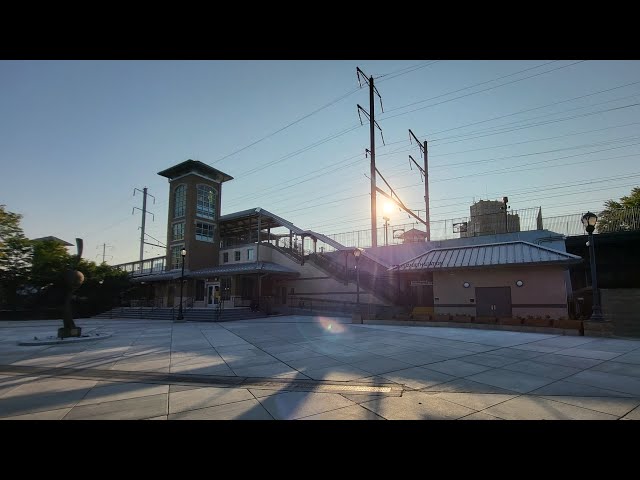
174,185,186,218
197,184,216,220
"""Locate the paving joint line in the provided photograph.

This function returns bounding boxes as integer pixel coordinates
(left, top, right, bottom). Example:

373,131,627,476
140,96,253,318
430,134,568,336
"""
0,364,403,395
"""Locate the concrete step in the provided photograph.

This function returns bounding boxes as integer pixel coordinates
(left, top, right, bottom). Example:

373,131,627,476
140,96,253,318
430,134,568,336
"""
93,307,267,322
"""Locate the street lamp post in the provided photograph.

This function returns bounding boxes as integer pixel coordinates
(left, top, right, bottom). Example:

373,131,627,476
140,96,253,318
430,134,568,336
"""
354,247,363,308
176,248,186,322
581,212,604,322
503,196,509,233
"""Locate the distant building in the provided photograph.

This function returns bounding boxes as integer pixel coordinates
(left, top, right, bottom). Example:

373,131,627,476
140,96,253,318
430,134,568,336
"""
398,228,428,244
31,236,73,246
461,200,520,237
112,159,574,320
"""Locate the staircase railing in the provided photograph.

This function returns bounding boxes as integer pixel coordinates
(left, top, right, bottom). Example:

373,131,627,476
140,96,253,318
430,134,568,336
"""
308,252,399,304
262,242,304,264
171,296,194,321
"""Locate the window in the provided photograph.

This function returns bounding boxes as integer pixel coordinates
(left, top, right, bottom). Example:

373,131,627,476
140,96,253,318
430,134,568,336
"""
170,245,184,270
223,252,229,263
195,222,214,242
172,222,185,241
234,251,240,261
196,185,216,219
247,248,254,261
174,185,186,218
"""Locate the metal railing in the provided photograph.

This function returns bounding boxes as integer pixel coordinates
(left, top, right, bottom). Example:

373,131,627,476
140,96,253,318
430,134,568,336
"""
114,256,166,277
321,206,640,248
171,296,194,321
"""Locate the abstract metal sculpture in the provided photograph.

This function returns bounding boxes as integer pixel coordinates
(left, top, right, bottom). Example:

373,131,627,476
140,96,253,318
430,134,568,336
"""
58,238,85,338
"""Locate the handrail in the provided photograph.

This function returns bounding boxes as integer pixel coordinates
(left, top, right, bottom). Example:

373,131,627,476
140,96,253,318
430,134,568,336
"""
308,252,398,304
262,242,304,264
171,296,194,321
215,300,224,322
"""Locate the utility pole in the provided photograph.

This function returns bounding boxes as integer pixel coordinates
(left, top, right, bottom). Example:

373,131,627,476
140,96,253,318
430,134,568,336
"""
368,73,376,248
133,187,155,262
96,243,113,263
408,129,431,241
357,67,384,248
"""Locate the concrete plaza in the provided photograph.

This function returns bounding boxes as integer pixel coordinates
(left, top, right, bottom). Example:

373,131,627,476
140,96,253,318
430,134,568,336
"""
1,315,640,420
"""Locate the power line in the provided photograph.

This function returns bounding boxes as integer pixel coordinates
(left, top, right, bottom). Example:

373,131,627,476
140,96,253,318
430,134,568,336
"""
273,147,640,221
220,62,598,210
423,78,640,138
384,60,557,113
225,88,640,211
210,86,361,166
224,63,588,186
430,182,640,219
379,61,586,121
306,174,640,231
376,61,441,83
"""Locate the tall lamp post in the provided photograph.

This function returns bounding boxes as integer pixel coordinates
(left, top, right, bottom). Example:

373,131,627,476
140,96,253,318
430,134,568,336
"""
581,212,604,322
176,248,187,322
354,247,363,309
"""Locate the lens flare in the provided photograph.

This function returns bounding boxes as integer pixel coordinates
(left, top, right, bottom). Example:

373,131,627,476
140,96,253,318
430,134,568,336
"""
317,316,345,334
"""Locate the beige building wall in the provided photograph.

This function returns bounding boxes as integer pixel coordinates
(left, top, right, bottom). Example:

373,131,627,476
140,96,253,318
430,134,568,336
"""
433,266,569,318
219,243,273,264
267,247,386,306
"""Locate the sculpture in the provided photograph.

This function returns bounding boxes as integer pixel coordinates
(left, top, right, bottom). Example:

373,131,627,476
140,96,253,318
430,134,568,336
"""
58,238,85,339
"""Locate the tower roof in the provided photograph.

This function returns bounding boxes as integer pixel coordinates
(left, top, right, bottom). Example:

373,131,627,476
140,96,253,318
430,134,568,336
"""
157,159,233,183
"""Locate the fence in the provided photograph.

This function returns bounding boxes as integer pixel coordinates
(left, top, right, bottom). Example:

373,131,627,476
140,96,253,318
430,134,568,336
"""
322,206,640,248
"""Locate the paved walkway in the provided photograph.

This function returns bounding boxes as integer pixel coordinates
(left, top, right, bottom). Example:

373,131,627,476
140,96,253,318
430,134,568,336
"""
1,315,640,420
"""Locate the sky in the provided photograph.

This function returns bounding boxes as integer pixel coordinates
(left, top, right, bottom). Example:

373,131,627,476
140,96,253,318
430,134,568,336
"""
1,60,639,265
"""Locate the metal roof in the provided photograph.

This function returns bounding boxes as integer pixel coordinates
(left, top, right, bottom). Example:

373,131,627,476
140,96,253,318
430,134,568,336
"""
218,208,350,252
190,261,300,277
393,241,582,272
399,228,428,239
219,208,307,237
157,159,233,183
130,270,185,283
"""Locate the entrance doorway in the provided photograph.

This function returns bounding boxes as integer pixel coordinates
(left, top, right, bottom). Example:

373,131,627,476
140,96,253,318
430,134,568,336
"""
475,286,512,317
206,282,221,308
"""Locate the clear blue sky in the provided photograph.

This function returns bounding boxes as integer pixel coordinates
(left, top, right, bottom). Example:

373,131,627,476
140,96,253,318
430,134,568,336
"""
1,60,639,264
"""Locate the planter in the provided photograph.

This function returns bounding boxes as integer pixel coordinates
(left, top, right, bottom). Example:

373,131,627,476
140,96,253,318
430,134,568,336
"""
474,316,497,325
449,315,472,323
498,317,523,326
522,317,552,327
553,319,583,330
433,314,451,322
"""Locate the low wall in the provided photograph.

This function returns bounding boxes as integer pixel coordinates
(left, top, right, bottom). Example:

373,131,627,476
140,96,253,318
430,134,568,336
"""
601,288,640,337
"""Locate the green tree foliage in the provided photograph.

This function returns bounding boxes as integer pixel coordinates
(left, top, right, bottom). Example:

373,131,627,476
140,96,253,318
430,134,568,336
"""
1,204,132,315
30,239,73,288
29,240,131,315
0,205,33,307
597,187,640,233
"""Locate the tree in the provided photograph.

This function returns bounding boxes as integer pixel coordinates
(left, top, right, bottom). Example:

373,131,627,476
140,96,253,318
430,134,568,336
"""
597,187,640,233
29,241,131,315
30,239,73,288
0,205,33,307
